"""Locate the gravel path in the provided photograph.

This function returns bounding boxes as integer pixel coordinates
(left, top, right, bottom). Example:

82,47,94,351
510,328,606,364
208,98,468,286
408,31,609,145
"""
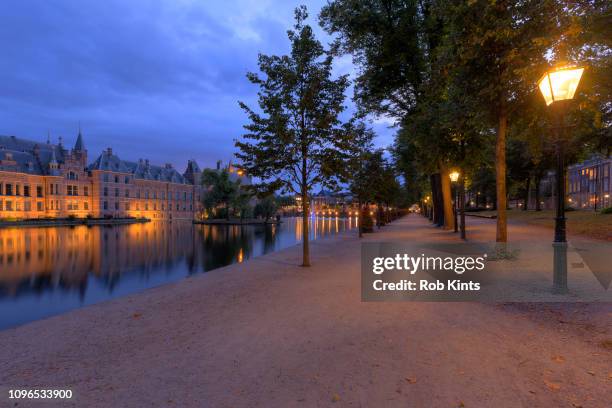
0,215,610,407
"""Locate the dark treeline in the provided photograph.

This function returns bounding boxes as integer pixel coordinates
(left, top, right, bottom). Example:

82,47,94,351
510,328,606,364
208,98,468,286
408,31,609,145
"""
320,0,610,243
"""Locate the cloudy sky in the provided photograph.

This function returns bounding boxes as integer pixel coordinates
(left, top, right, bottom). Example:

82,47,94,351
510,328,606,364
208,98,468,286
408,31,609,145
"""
0,0,395,170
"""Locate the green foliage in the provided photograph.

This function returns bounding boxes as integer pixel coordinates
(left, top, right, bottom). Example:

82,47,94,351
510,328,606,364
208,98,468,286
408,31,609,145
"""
201,169,242,219
254,195,279,221
235,6,352,199
600,206,612,215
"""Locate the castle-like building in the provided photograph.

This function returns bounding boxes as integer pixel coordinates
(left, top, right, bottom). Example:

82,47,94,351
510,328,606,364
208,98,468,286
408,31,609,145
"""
0,132,243,220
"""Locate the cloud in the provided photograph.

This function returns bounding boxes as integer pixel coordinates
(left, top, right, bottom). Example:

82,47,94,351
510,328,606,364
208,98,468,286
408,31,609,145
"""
0,0,392,169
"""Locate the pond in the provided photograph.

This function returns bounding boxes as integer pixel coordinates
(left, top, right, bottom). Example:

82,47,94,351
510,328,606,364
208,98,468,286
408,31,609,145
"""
0,216,358,330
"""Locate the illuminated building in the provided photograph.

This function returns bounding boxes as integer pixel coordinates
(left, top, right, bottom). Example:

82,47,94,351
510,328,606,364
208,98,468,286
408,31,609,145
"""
0,132,250,220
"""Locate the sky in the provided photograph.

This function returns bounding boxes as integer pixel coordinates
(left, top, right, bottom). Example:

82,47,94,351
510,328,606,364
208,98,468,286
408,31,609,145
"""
0,0,396,170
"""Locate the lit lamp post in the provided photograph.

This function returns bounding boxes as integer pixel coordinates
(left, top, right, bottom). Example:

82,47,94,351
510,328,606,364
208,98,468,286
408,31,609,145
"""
449,171,460,233
537,64,584,293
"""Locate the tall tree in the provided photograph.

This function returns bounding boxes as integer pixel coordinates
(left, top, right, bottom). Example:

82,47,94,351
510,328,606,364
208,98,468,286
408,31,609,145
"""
235,6,350,266
201,169,241,220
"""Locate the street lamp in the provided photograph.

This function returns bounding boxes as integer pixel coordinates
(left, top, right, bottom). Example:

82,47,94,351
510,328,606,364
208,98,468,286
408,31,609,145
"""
449,171,460,232
538,64,584,293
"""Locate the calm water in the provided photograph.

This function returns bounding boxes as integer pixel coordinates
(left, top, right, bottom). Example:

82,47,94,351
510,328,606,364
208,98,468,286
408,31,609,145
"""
0,216,357,330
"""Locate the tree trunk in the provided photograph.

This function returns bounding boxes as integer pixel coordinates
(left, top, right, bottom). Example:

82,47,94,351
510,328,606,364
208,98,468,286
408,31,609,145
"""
440,165,454,230
358,201,363,238
496,109,508,243
301,190,310,267
535,176,542,211
431,173,444,227
523,177,530,211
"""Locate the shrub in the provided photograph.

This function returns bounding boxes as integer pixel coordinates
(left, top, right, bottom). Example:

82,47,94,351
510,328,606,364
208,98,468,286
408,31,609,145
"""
600,206,612,214
360,207,374,233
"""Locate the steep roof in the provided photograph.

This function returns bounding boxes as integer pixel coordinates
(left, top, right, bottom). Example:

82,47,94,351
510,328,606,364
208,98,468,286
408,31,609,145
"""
88,150,188,184
0,135,65,175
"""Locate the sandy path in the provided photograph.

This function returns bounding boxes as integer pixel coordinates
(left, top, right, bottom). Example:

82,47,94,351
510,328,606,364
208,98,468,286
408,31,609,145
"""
0,215,610,408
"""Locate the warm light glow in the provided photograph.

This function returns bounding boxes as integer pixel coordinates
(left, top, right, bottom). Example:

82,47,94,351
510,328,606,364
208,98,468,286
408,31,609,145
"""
538,66,584,106
605,194,610,199
449,171,460,183
237,170,244,176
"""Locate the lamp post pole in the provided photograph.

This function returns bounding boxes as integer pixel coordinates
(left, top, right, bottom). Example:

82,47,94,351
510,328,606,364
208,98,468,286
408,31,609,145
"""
459,175,466,240
552,104,568,293
538,64,584,294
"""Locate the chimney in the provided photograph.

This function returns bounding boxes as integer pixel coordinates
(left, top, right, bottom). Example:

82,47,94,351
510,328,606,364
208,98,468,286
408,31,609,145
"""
216,160,221,170
106,147,113,155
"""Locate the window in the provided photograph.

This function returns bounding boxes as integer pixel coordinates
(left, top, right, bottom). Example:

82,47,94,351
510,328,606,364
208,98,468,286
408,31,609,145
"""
83,186,89,196
84,202,89,210
137,190,141,199
125,176,129,184
103,201,108,210
114,175,119,183
103,174,109,182
37,201,43,211
68,171,77,180
183,191,187,201
24,185,30,197
145,203,148,210
67,185,78,196
125,189,129,198
0,183,3,195
145,190,149,199
161,191,165,200
103,187,108,196
125,202,130,211
0,200,3,210
115,188,119,197
15,184,21,196
36,185,43,197
6,201,13,211
114,202,119,210
5,184,13,196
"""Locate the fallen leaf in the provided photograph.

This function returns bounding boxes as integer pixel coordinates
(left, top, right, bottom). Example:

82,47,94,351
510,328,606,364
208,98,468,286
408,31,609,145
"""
132,313,142,319
544,379,561,391
458,402,465,407
600,339,612,350
405,377,417,384
551,355,565,363
587,370,595,376
331,394,341,403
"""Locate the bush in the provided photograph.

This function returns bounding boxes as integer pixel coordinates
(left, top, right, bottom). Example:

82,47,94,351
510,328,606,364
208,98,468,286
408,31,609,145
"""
600,206,612,214
360,207,374,233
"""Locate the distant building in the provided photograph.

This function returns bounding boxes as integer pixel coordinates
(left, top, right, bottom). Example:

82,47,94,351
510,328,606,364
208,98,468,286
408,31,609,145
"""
0,132,248,220
568,155,611,210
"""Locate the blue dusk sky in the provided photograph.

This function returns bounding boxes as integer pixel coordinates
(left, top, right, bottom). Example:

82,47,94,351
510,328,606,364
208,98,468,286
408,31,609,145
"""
0,0,396,170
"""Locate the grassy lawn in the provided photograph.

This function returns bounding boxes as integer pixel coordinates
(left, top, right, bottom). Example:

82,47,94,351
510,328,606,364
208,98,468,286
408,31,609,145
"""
477,209,612,241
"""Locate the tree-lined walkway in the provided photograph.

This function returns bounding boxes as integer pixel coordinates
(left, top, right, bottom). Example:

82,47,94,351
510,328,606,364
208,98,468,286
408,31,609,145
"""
0,215,610,407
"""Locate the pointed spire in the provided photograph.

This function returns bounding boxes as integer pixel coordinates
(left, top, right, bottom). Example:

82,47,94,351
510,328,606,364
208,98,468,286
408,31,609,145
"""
46,131,51,145
74,124,85,151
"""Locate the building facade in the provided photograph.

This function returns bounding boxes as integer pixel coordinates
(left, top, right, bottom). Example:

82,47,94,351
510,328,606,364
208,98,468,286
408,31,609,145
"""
568,155,611,210
0,133,227,220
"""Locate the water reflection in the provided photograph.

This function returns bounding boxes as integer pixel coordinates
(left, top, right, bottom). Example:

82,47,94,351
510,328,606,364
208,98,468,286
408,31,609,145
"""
0,216,354,330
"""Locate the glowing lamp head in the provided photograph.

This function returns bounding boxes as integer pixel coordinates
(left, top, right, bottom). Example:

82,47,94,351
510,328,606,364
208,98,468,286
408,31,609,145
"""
449,171,460,183
538,65,584,106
